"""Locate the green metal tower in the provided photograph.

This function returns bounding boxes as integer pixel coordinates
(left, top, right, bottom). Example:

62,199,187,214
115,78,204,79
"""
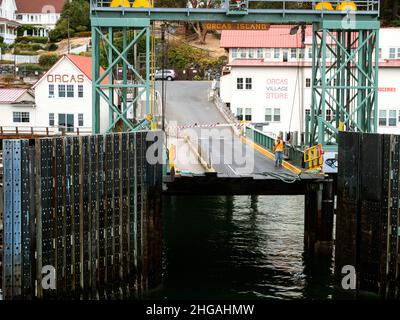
90,0,380,144
307,17,380,150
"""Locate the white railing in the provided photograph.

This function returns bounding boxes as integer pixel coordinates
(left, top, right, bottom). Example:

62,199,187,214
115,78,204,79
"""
0,126,92,136
0,54,39,64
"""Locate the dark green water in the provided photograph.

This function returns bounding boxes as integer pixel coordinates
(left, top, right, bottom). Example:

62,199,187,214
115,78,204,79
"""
159,195,338,300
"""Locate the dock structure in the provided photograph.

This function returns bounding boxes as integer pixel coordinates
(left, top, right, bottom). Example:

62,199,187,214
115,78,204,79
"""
1,1,396,300
336,132,400,299
1,132,162,299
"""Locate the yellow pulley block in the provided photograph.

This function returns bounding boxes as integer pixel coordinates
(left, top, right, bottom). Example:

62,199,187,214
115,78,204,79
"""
132,0,153,8
336,2,358,11
110,0,131,8
315,2,334,10
146,114,153,122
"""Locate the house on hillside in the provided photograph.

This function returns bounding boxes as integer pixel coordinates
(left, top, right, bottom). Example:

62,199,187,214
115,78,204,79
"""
0,0,66,43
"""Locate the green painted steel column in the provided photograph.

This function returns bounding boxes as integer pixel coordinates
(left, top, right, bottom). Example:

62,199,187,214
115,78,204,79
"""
108,27,114,131
146,26,151,116
373,30,379,133
339,30,346,127
122,28,128,132
92,26,100,134
319,28,327,146
305,113,310,146
357,30,365,130
310,24,318,147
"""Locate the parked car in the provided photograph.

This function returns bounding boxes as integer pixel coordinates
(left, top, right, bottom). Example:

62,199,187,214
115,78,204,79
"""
152,69,176,81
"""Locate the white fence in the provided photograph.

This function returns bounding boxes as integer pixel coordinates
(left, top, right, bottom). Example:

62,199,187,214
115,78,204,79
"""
0,54,39,64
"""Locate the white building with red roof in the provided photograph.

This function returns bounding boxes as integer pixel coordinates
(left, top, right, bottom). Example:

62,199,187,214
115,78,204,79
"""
0,88,35,128
0,0,66,42
31,54,111,133
220,26,400,136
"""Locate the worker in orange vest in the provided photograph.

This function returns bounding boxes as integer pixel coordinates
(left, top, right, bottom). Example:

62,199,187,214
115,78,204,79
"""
273,136,284,168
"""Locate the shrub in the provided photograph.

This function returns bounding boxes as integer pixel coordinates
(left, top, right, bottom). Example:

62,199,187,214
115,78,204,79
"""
75,25,88,32
31,44,43,51
17,63,48,73
47,43,59,51
0,60,14,65
39,53,59,67
73,31,91,38
16,36,49,44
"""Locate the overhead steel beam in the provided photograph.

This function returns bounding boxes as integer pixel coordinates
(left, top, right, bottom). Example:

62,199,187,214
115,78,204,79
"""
91,9,379,24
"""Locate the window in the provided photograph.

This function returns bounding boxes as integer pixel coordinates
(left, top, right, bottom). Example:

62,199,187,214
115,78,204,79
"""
13,112,30,123
231,48,238,59
256,49,264,59
291,48,297,59
265,108,272,122
67,85,74,98
245,78,252,90
265,108,281,122
389,48,396,59
398,48,400,58
389,110,397,127
265,49,271,59
274,48,280,59
378,48,382,59
240,48,247,58
78,113,84,127
306,78,311,88
282,49,288,62
236,108,243,121
379,110,387,126
237,78,244,90
49,113,54,126
248,49,254,59
299,48,305,59
78,85,83,98
245,108,252,121
58,84,65,97
273,108,281,122
48,84,54,98
308,47,313,59
58,113,74,132
326,109,333,122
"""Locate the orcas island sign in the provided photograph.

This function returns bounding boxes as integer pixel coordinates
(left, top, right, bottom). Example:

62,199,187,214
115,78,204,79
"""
204,22,270,30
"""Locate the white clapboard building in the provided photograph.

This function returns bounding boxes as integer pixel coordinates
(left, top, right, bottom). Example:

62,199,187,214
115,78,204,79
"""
0,54,110,134
220,26,400,136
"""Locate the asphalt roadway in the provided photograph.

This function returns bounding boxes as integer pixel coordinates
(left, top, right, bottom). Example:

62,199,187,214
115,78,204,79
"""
160,81,290,177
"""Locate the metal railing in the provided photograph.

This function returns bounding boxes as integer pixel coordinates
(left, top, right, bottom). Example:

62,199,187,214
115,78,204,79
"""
245,125,305,167
0,126,92,137
91,0,379,14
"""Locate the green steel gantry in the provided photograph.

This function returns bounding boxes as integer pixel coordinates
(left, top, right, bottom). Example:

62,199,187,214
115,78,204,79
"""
90,1,380,150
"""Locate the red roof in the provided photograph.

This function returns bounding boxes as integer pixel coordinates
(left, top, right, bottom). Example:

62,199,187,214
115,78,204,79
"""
0,89,31,103
228,59,400,68
220,25,313,48
15,0,67,14
66,55,109,85
228,59,312,67
33,55,109,89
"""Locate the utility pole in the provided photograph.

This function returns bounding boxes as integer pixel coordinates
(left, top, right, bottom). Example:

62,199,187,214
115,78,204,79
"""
66,15,70,54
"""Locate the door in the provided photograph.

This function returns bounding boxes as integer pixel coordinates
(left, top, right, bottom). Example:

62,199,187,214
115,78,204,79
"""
58,113,74,132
